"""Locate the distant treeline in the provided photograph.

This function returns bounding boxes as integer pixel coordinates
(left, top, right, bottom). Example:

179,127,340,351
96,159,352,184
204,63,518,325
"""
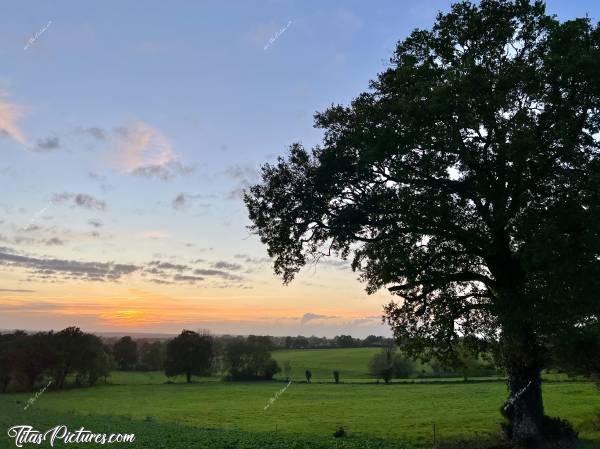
0,327,500,392
281,334,394,349
101,333,394,353
0,328,301,392
0,327,111,393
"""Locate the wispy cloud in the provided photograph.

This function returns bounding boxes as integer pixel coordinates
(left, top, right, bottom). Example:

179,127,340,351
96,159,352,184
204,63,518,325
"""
0,247,138,282
34,135,61,151
0,93,26,145
52,193,106,211
113,122,194,180
193,268,244,281
172,193,213,211
78,127,108,141
225,163,259,199
87,219,103,228
0,288,36,293
212,261,242,271
300,312,338,325
135,231,168,240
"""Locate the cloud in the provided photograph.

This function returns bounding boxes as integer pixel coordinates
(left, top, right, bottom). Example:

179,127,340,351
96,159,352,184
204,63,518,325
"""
193,268,244,281
45,237,64,246
172,193,187,210
224,163,260,200
173,274,204,284
139,258,247,285
87,219,103,228
88,172,106,181
171,193,212,211
0,288,36,293
52,193,106,211
0,93,26,144
300,312,338,325
138,231,169,240
146,261,190,272
131,161,195,181
0,247,139,282
35,135,61,151
211,261,242,271
315,257,350,270
225,164,258,180
113,122,195,180
233,253,271,264
79,127,107,141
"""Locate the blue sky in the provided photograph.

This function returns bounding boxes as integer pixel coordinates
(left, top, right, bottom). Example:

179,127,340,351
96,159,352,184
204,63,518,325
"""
1,0,599,336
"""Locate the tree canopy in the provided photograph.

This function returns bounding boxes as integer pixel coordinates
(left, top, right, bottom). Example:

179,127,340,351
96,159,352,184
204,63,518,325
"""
245,1,600,445
164,330,214,383
113,336,138,371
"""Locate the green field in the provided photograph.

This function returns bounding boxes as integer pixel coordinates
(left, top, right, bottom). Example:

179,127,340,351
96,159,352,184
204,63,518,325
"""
1,348,598,448
272,348,380,381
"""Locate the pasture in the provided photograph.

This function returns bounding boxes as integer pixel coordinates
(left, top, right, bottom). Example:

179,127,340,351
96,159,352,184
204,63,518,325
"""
1,347,599,448
1,379,599,448
272,347,380,381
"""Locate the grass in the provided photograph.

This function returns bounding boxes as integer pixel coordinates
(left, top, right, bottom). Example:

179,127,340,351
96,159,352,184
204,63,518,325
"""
2,376,599,448
0,400,410,449
272,348,381,381
1,348,597,448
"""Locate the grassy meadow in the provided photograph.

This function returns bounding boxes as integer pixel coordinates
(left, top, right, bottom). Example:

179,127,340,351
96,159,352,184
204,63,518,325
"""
1,348,599,448
272,347,379,381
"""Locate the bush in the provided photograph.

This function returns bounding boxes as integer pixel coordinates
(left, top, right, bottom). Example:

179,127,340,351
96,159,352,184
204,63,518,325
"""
222,337,280,381
392,355,414,379
333,370,340,384
305,369,312,383
368,351,393,383
333,426,346,438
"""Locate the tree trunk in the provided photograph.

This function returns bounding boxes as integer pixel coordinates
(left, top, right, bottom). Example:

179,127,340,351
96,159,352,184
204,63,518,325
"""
186,371,191,383
493,262,546,446
504,360,544,446
1,376,9,393
500,325,545,447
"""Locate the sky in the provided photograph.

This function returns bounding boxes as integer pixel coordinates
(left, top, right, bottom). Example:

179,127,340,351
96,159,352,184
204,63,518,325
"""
1,0,599,338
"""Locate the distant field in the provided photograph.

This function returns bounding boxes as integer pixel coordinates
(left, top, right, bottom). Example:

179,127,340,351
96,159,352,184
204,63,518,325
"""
3,348,595,448
272,347,380,380
107,347,570,385
2,376,598,448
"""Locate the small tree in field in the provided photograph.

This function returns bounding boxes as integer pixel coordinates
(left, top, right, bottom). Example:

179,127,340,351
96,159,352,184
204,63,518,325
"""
164,330,214,383
283,360,292,381
305,369,312,383
245,1,600,445
113,336,138,371
333,370,340,384
368,351,393,384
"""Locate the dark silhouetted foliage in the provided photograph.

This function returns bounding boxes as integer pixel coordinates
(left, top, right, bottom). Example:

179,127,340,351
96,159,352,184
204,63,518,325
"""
113,336,138,371
245,0,600,445
222,336,279,381
164,330,214,383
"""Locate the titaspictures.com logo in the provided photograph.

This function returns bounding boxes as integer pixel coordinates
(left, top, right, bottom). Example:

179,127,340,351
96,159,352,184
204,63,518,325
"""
7,425,135,447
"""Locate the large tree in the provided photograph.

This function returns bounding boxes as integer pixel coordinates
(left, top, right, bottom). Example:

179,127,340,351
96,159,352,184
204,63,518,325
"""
244,0,600,445
113,336,138,371
164,330,214,383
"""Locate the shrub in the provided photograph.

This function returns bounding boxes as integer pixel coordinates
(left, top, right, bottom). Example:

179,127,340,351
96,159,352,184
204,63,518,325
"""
222,337,280,381
333,426,346,438
392,355,414,379
282,360,292,381
368,352,393,384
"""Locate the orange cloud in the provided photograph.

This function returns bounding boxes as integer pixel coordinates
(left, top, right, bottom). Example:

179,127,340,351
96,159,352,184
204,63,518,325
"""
0,93,26,145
